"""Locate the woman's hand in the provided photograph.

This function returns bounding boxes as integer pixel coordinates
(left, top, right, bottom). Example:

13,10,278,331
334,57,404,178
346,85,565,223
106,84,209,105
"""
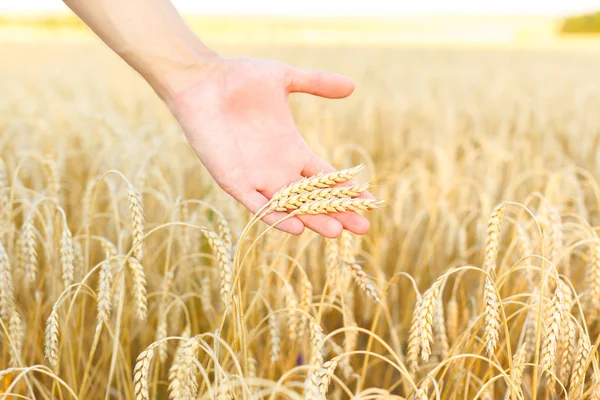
167,56,372,238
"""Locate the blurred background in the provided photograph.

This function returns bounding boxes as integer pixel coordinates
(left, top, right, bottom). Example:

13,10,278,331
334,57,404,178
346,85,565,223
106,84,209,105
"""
1,0,600,47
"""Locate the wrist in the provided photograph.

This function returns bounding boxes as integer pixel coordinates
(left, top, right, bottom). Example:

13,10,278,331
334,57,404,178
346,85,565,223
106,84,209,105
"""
149,46,223,103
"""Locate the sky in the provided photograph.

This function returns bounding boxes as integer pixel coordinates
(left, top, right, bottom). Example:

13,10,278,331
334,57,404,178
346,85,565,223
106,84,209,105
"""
1,0,599,16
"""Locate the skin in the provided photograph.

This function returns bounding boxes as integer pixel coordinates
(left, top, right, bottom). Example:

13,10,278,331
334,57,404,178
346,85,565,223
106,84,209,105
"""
63,0,373,238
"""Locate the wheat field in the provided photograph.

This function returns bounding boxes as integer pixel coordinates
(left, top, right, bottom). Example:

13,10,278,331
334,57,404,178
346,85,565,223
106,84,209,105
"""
1,41,600,399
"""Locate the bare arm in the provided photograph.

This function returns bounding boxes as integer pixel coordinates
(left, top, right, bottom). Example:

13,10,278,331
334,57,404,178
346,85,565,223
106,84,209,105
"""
64,0,372,238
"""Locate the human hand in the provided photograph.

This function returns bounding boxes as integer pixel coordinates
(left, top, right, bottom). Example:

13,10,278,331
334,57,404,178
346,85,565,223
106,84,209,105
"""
167,56,373,238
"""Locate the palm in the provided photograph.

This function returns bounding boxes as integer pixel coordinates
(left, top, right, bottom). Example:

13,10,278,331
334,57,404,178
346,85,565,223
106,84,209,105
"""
168,57,371,237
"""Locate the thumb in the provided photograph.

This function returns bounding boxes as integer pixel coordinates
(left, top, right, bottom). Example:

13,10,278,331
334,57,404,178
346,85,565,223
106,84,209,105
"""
287,67,355,99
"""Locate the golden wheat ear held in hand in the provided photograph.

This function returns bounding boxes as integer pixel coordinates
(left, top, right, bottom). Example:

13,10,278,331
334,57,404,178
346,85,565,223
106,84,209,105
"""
266,165,382,217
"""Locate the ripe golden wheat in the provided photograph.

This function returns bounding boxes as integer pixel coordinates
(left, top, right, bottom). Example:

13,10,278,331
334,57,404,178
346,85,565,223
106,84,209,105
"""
1,42,600,400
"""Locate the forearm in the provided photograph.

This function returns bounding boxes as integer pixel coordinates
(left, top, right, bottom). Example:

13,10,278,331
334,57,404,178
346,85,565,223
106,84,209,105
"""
63,0,220,100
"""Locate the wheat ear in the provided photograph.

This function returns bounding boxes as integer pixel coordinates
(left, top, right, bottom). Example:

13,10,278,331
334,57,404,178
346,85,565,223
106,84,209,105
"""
569,332,591,397
272,165,364,199
128,257,148,322
8,309,23,367
134,344,156,400
483,277,501,355
268,309,281,362
446,297,458,344
293,198,382,215
483,203,506,276
128,184,145,262
44,306,59,369
168,336,200,400
96,259,113,333
590,241,600,317
201,230,233,312
541,281,566,375
271,184,370,211
0,241,15,320
507,343,527,400
60,222,74,288
407,293,423,372
21,209,38,285
433,297,449,358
